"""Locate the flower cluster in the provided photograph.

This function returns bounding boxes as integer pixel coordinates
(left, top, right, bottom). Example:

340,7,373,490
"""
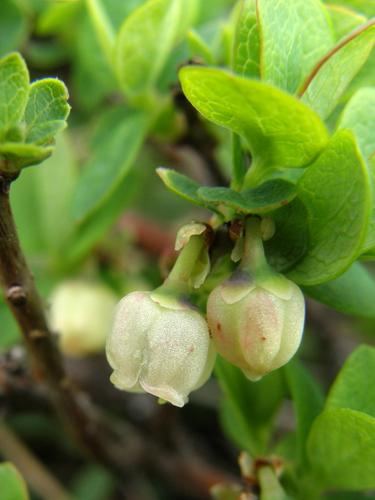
106,218,305,407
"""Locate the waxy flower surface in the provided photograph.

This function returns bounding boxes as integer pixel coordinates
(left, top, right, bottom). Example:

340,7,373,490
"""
106,290,215,407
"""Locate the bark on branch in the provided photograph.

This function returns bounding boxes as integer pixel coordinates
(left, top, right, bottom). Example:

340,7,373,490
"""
0,175,142,477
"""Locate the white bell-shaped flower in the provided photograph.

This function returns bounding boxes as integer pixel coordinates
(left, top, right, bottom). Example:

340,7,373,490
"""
107,291,215,407
106,226,215,407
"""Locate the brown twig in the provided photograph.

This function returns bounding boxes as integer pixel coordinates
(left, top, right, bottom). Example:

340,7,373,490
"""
0,175,143,478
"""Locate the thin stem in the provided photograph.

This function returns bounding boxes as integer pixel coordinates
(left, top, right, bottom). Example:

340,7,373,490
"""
163,234,205,292
243,157,269,189
240,217,268,274
258,465,287,499
0,176,142,478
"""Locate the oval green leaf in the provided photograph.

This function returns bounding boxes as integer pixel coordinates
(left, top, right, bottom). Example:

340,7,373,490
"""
307,408,375,490
198,179,296,214
179,66,329,171
326,345,375,417
257,0,333,93
303,262,375,318
299,20,375,119
288,130,371,285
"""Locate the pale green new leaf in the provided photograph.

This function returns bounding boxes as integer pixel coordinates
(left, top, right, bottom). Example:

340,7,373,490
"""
257,0,333,93
0,52,29,132
0,462,29,500
327,4,367,40
115,0,186,98
232,0,260,78
303,263,375,319
300,20,375,119
288,130,371,285
179,67,329,172
326,345,375,418
307,408,375,490
24,79,70,145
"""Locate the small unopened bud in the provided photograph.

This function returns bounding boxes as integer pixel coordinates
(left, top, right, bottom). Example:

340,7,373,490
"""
106,291,215,407
49,281,117,357
207,217,305,380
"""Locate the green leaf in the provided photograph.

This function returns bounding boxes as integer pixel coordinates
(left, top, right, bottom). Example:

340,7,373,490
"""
72,14,115,112
337,87,375,159
232,0,260,78
179,66,329,174
115,0,187,99
0,462,29,500
0,0,28,56
198,180,296,214
0,52,29,132
12,134,78,258
299,20,375,119
72,108,150,221
86,0,116,66
37,1,81,35
326,345,375,417
324,0,375,17
284,359,324,466
156,167,206,207
24,79,70,145
215,356,285,454
0,142,52,173
307,408,375,490
346,46,375,97
327,4,367,41
66,168,141,266
303,262,375,319
363,156,375,253
288,130,371,286
257,0,333,93
265,198,309,273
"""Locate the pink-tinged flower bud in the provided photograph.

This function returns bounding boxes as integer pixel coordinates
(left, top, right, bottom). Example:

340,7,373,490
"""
207,273,304,380
106,291,215,407
49,281,117,357
207,217,305,381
